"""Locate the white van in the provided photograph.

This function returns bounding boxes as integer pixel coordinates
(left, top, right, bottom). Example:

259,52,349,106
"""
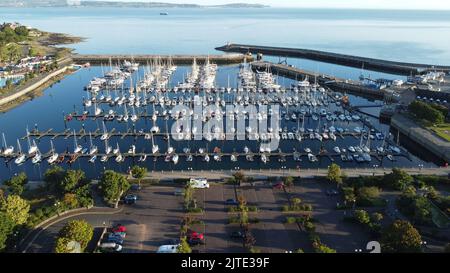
189,178,210,189
157,244,180,253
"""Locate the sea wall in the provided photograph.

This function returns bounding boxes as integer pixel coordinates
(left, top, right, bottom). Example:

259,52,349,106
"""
391,114,450,163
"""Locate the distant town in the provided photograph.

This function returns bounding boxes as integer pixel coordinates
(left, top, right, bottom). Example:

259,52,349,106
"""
0,0,269,8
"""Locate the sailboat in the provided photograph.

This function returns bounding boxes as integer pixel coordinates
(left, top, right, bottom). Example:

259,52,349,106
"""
172,153,179,164
14,139,26,165
1,133,14,155
100,121,109,140
32,148,42,164
73,130,83,154
123,104,129,122
94,102,102,116
151,132,159,154
47,140,59,164
88,133,98,155
130,106,138,122
166,119,174,154
26,128,38,155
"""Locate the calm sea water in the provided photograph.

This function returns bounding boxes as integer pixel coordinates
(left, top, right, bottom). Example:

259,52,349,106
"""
0,7,447,180
1,7,450,64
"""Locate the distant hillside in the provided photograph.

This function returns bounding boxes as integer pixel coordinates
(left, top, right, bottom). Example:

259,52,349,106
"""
0,1,269,8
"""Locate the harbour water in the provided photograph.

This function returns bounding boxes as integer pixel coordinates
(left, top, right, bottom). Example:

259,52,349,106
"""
0,64,438,181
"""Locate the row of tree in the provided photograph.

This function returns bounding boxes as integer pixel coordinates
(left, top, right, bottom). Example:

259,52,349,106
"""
409,100,446,124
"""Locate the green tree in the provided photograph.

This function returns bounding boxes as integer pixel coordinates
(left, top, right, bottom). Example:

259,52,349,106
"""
409,100,445,124
62,193,79,209
4,172,28,196
44,166,66,192
232,171,246,185
381,220,422,253
131,166,146,186
402,185,417,198
183,183,193,210
177,236,192,253
54,237,77,253
14,26,29,37
357,186,380,205
99,170,130,207
327,163,342,187
0,212,15,251
57,220,93,252
385,168,413,190
426,186,439,200
371,212,384,223
445,243,450,253
60,169,85,193
0,194,30,225
283,176,294,189
354,209,371,225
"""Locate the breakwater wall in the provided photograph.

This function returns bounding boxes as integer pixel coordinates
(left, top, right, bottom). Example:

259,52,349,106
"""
72,54,253,65
217,43,450,75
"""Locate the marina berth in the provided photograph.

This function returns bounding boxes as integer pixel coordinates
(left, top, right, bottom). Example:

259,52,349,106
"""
0,60,415,171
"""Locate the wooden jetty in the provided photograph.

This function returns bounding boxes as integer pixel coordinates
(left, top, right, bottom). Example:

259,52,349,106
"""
216,43,450,75
23,128,370,140
71,53,253,65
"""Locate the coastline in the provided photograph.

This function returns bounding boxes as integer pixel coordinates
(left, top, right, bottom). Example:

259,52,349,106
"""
0,27,83,112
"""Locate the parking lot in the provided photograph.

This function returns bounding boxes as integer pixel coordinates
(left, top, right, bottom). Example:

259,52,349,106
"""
289,180,370,252
26,180,370,253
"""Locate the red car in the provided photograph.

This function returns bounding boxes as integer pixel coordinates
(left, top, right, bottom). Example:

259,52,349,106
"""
273,182,285,190
187,230,204,240
112,225,126,233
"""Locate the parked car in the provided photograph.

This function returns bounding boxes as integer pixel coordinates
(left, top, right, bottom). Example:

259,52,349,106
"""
99,242,122,252
273,182,285,190
326,189,339,196
225,199,238,206
230,231,245,239
174,188,184,196
130,184,141,191
188,237,205,246
157,244,179,253
187,230,204,240
124,194,137,204
112,225,126,233
107,233,124,245
189,178,210,189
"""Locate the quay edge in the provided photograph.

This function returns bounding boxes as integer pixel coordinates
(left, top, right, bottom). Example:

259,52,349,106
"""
71,54,254,65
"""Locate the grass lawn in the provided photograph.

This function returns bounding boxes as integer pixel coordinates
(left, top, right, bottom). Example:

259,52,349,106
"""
22,186,56,210
430,201,450,228
429,124,450,142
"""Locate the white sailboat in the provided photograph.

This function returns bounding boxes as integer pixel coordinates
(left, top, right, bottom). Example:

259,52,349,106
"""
26,128,38,155
73,130,83,154
1,133,14,155
151,132,159,154
32,148,42,164
14,139,26,165
100,121,109,140
47,140,59,164
88,133,98,155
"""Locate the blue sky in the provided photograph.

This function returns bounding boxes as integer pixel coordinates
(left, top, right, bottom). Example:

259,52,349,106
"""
83,0,449,9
